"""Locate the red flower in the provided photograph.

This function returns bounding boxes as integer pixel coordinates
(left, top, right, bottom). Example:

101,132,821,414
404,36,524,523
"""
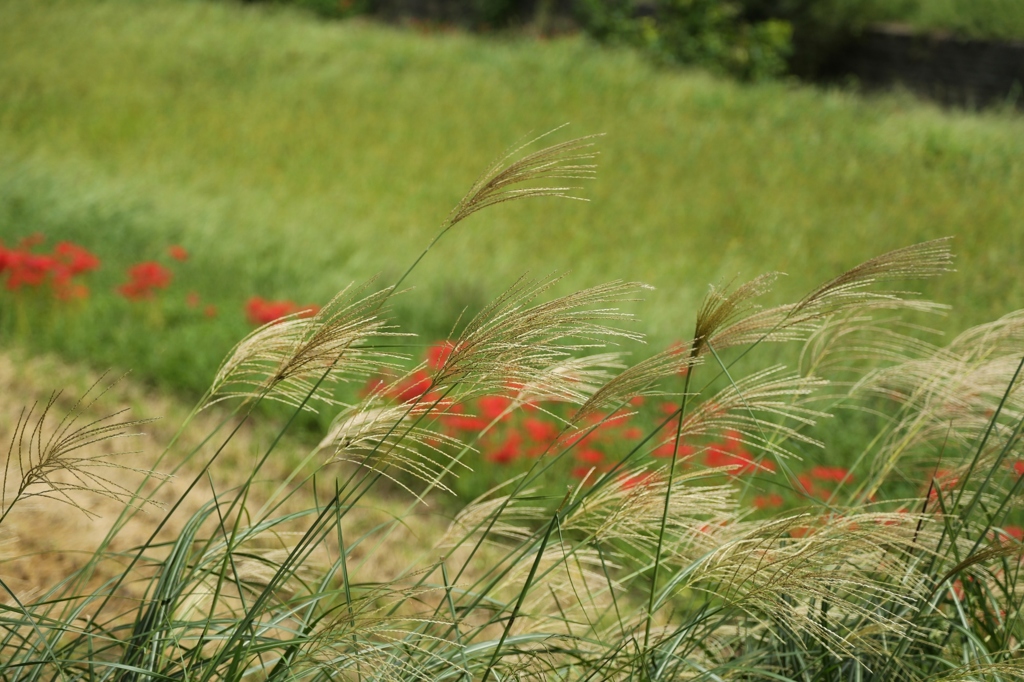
168,245,188,261
441,405,490,433
576,448,604,465
524,417,559,443
426,341,456,370
753,493,784,510
245,296,319,325
488,432,522,464
809,466,852,484
1012,460,1024,477
6,252,55,290
204,304,218,318
479,395,513,421
571,466,595,479
705,441,772,474
391,370,432,403
118,261,172,300
796,474,818,497
186,291,201,308
55,242,100,275
653,440,695,458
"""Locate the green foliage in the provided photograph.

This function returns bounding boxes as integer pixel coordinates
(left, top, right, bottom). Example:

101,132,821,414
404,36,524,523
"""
739,0,916,74
2,0,1024,419
574,0,793,80
1,134,1022,680
649,0,792,80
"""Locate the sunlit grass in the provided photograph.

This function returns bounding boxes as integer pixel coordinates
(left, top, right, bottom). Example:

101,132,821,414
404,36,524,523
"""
1,0,1023,396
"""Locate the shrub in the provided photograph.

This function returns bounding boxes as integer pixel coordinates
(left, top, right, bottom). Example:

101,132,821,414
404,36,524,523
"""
1,132,1022,680
575,0,793,80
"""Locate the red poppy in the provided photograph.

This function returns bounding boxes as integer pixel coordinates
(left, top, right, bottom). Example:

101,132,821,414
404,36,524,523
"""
653,440,695,458
576,448,604,465
204,304,218,318
426,341,456,370
753,493,785,510
168,245,188,261
186,291,201,308
118,261,172,300
705,442,772,474
809,466,852,484
796,474,818,497
441,405,490,433
571,466,595,479
479,395,513,421
523,417,559,443
391,370,432,403
488,432,522,464
245,296,319,325
55,242,100,275
6,252,55,290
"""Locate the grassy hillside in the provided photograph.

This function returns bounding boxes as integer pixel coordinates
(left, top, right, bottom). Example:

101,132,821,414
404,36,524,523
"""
1,0,1023,398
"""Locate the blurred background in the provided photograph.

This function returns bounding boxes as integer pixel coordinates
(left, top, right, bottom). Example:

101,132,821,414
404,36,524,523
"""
1,0,1022,401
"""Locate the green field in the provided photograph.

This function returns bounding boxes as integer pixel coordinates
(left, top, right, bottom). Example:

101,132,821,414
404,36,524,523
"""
1,0,1023,397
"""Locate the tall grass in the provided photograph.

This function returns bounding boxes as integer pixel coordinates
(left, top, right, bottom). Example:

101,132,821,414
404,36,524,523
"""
1,133,1021,680
2,0,1024,402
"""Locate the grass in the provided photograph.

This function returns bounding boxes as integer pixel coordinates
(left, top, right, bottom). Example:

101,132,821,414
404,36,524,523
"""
1,157,1021,676
2,0,1024,403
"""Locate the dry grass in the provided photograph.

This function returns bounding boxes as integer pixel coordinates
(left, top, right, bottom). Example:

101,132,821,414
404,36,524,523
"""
0,350,448,607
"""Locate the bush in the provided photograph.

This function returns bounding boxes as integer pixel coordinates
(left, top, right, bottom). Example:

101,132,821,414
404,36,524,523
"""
575,0,793,80
2,132,1023,679
740,0,916,75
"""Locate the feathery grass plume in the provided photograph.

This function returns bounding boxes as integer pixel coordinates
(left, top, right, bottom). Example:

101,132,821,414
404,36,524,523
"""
669,366,830,463
432,276,647,399
849,315,1024,498
798,312,945,379
206,283,400,411
642,512,945,660
563,465,736,557
316,278,646,494
707,238,954,354
690,273,780,357
394,128,602,292
317,399,467,496
1,373,157,523
512,351,626,407
443,128,601,230
572,344,699,425
438,490,550,549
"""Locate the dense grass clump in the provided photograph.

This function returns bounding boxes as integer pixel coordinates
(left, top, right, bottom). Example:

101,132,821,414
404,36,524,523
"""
1,134,1021,681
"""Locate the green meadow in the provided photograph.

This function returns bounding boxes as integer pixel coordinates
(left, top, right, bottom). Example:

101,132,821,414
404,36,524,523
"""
1,0,1023,396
